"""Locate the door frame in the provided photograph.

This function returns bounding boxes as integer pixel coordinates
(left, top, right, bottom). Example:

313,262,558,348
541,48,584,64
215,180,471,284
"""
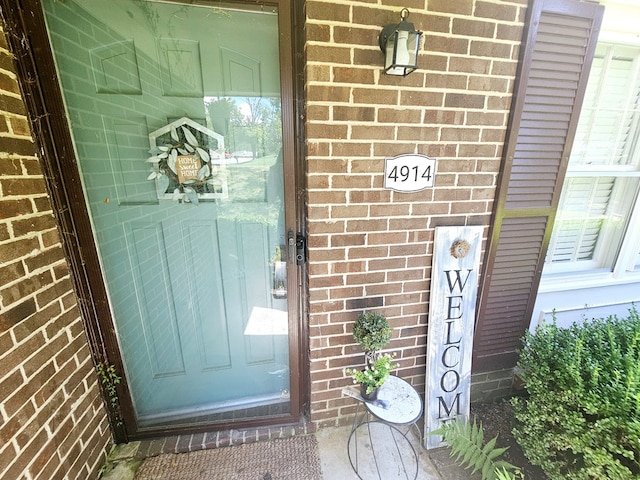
1,0,308,442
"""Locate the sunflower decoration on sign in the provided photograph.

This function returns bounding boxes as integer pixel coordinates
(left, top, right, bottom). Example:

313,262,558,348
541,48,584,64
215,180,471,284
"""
147,117,227,204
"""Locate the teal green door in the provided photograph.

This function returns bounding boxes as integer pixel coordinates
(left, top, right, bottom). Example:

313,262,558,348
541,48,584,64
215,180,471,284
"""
43,0,292,427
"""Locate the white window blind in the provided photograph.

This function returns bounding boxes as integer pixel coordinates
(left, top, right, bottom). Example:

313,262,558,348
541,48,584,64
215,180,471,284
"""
545,43,640,275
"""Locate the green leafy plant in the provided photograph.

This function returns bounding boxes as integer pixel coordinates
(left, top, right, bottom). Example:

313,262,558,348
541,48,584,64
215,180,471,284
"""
430,417,521,480
352,311,392,353
496,466,522,480
96,362,122,414
513,306,640,479
345,353,398,394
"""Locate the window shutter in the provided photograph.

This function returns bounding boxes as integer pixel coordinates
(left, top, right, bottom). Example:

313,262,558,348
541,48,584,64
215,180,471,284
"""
473,0,604,372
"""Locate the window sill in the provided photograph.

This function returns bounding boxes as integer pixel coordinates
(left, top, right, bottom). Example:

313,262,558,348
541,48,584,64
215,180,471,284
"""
539,270,640,294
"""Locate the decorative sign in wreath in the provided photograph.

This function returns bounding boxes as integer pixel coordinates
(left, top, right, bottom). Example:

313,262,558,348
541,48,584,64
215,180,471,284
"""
147,117,228,204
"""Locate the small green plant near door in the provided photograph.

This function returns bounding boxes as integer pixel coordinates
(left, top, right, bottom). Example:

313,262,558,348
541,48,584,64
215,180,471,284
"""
96,361,123,425
430,417,521,480
513,306,640,479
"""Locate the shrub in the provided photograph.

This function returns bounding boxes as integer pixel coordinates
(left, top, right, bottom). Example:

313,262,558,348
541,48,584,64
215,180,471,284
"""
352,311,392,352
512,306,640,479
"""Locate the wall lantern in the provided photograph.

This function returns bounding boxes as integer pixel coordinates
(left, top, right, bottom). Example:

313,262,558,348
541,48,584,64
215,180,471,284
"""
379,8,423,76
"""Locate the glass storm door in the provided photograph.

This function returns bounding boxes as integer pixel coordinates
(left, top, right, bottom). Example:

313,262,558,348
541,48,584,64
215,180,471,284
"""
42,0,293,428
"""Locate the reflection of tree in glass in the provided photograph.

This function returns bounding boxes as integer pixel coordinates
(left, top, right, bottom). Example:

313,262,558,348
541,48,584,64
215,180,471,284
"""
205,96,282,158
206,97,242,137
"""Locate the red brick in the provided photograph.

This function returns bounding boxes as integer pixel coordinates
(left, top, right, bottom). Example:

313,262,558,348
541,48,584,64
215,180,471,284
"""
306,23,330,43
10,117,31,136
428,0,472,15
347,246,388,260
470,39,512,58
309,248,346,263
306,104,329,122
345,272,386,285
452,18,496,38
331,234,366,247
333,26,377,46
24,245,65,274
331,261,365,275
348,189,391,203
307,1,350,22
497,23,524,42
309,220,346,235
333,67,375,85
331,205,368,218
475,1,519,21
445,92,486,109
492,59,518,77
370,204,410,217
308,190,346,205
21,158,43,176
306,44,351,64
331,142,371,157
378,107,422,124
0,297,37,332
0,270,53,306
306,64,331,82
306,123,348,139
307,86,351,103
353,88,398,105
469,75,510,93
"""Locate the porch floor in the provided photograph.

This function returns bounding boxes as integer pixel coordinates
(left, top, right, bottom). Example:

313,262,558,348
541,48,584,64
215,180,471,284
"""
100,424,471,479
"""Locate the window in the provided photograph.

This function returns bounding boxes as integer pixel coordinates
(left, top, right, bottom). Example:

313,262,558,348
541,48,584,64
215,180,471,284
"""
544,43,640,277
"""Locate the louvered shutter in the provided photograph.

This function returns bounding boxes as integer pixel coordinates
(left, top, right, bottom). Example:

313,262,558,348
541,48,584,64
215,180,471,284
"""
472,0,604,372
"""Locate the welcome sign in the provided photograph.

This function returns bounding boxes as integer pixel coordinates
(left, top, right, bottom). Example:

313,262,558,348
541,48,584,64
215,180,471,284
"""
424,225,483,449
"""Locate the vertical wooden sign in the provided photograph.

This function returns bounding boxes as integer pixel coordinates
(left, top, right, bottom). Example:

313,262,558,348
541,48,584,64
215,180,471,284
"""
424,225,483,449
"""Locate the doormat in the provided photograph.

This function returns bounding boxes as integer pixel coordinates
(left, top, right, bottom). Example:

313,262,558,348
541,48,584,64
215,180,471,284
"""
134,435,323,480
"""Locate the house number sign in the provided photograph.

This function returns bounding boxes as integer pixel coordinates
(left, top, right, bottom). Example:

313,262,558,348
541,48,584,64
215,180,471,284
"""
383,154,436,192
424,225,482,449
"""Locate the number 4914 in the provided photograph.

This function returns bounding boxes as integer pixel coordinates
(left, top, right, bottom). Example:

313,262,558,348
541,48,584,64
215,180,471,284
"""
383,154,436,192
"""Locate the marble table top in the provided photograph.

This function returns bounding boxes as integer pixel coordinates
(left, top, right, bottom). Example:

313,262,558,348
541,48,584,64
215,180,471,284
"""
364,375,423,425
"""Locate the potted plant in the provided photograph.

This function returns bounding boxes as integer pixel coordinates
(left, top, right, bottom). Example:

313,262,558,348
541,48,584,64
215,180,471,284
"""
346,353,399,401
353,311,392,363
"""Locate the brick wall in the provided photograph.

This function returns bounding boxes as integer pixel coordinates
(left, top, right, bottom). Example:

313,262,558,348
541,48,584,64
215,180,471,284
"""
0,24,111,480
305,0,526,427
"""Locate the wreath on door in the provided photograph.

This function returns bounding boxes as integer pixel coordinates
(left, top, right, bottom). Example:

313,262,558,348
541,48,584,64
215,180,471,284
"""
147,117,227,204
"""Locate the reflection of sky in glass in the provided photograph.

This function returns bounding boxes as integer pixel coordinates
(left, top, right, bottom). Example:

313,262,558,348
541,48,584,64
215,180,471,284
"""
203,96,282,185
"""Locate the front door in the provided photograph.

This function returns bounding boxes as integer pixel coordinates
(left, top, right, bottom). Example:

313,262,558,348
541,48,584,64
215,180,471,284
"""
40,0,298,430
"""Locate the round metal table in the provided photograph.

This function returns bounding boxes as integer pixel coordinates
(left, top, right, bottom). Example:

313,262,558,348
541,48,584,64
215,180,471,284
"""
347,375,423,480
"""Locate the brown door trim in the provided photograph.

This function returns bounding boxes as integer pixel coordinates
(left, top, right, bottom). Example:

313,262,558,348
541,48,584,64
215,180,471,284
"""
1,0,307,442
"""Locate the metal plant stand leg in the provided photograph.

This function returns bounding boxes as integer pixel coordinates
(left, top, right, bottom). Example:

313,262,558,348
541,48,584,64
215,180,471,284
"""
345,376,423,480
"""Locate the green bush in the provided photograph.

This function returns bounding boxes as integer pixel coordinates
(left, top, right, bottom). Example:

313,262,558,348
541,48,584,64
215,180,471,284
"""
512,306,640,479
352,311,392,352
